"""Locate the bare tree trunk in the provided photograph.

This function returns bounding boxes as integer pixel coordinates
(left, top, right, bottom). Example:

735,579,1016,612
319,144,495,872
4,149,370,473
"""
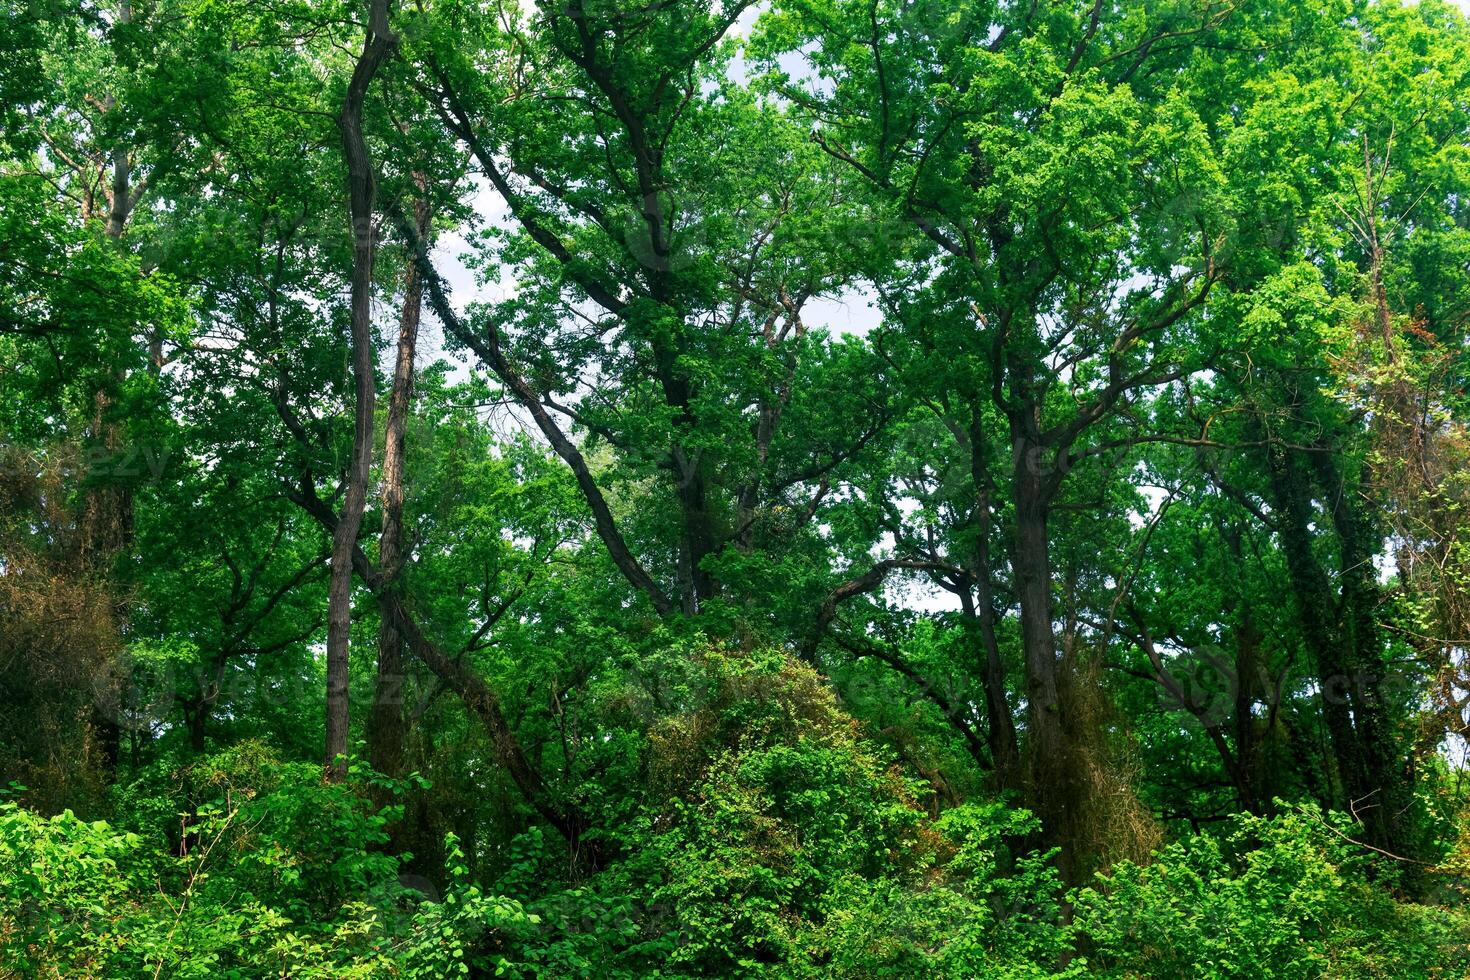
959,580,1020,788
1008,423,1085,880
326,0,395,781
1012,476,1065,796
368,191,428,781
965,414,1021,788
104,146,132,239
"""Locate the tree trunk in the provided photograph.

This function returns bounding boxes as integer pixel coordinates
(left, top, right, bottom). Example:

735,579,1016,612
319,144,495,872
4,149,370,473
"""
284,460,595,863
1308,448,1421,868
1010,442,1072,866
1268,444,1362,805
674,453,717,613
78,8,141,777
959,577,1020,790
326,0,395,780
187,701,207,753
1229,613,1264,814
1268,440,1419,870
965,419,1021,789
368,192,428,782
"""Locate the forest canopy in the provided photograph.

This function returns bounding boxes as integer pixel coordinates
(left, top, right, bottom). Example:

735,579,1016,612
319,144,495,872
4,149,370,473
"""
5,0,1470,975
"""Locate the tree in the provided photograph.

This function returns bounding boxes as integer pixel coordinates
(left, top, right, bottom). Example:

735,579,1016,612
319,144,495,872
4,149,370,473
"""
757,0,1269,875
401,0,895,627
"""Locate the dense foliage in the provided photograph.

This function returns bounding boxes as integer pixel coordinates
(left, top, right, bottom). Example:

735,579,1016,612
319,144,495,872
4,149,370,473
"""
5,0,1470,975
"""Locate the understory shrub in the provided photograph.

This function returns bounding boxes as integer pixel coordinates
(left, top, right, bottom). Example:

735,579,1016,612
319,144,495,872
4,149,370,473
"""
1073,804,1470,978
0,746,536,978
5,678,1470,978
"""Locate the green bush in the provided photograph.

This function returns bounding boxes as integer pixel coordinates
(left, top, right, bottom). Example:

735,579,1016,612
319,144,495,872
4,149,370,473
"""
1073,804,1470,979
0,748,536,978
484,650,1080,978
7,687,1470,979
0,796,150,977
794,803,1079,979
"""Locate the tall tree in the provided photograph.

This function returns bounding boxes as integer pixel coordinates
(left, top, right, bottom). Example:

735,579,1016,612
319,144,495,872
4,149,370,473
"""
402,0,894,629
757,0,1270,874
325,0,397,779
